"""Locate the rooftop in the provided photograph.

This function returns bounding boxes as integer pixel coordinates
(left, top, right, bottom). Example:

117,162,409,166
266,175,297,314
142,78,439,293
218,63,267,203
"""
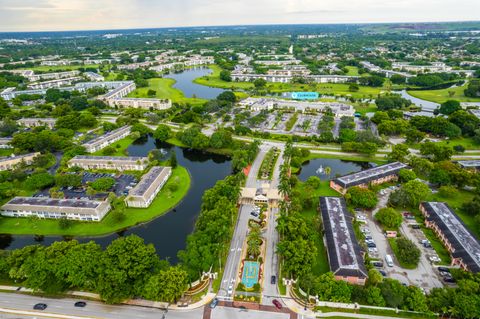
457,160,480,168
4,196,102,209
130,166,169,197
319,196,367,278
72,155,148,162
334,162,408,188
82,125,131,147
422,202,480,273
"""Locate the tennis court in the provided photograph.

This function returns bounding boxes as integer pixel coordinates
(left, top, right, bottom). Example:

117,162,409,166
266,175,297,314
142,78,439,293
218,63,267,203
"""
241,261,260,289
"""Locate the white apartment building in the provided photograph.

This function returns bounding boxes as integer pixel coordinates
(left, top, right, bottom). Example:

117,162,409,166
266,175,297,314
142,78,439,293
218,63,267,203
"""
17,118,57,129
0,153,40,171
1,197,111,221
0,138,12,149
84,72,105,82
125,166,172,208
68,155,149,171
106,97,172,110
26,70,81,82
82,125,131,153
392,62,452,73
231,73,357,84
27,77,81,90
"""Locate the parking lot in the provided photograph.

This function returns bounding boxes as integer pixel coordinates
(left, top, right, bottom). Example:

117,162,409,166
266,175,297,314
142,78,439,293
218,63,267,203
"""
35,172,138,200
360,187,444,292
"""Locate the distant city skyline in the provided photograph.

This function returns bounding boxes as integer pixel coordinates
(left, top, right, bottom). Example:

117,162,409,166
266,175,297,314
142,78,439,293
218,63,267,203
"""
0,0,479,32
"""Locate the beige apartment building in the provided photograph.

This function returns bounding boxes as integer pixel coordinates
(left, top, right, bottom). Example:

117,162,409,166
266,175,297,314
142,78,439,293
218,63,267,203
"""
125,166,172,208
68,155,149,171
0,153,40,171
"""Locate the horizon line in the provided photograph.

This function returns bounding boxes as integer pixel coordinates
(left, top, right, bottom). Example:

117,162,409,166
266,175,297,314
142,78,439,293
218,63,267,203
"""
1,19,480,35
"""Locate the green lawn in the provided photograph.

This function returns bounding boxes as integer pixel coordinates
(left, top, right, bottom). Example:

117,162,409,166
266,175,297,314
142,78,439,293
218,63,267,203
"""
193,65,254,90
92,137,136,156
0,149,13,157
301,207,330,275
408,83,480,103
0,166,191,236
128,78,207,105
345,66,360,76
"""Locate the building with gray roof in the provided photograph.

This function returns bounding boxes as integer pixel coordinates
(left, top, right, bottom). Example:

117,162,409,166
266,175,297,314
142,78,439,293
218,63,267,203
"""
1,197,111,221
125,166,172,208
319,196,367,285
330,162,408,194
420,202,480,273
82,125,131,153
68,155,149,171
457,160,480,171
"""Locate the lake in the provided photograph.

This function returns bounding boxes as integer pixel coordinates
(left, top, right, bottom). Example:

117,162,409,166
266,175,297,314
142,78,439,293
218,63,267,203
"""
0,137,232,263
165,68,225,100
297,157,374,181
396,90,439,112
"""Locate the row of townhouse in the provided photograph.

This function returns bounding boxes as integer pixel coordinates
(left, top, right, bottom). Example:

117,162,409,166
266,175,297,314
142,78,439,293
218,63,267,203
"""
125,166,172,208
82,125,132,153
0,153,40,171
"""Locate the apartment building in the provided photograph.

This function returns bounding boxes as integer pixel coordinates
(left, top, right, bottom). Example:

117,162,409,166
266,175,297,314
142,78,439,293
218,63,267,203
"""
26,70,81,82
330,162,408,194
125,166,172,208
0,153,40,171
319,196,368,285
82,126,131,153
27,77,82,90
17,118,57,129
420,202,480,273
1,197,111,221
457,160,480,171
231,73,358,84
106,97,172,110
84,72,105,82
68,155,149,171
0,138,12,149
392,62,451,73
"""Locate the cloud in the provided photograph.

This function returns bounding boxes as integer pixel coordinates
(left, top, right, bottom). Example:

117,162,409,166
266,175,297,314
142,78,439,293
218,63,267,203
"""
0,0,479,32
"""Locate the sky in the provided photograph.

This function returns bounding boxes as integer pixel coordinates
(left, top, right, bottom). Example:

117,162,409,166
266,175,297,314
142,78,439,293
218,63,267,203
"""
0,0,480,32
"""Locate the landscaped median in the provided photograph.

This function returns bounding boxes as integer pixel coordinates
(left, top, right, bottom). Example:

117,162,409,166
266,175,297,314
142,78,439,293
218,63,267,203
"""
0,166,191,236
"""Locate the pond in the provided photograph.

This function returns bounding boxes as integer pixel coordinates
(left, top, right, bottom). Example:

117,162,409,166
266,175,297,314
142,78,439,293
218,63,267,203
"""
297,157,374,182
165,67,225,100
395,90,439,112
0,137,232,263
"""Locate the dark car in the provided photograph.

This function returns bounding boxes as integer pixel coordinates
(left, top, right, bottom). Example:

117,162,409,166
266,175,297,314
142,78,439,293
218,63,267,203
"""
209,298,219,309
438,267,450,273
271,275,276,284
411,224,421,229
272,299,282,310
33,303,47,310
367,242,376,248
250,211,259,217
372,261,384,268
379,270,387,277
443,277,456,283
74,301,87,307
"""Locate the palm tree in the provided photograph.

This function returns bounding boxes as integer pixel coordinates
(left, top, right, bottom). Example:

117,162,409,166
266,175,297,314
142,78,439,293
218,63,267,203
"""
324,166,332,178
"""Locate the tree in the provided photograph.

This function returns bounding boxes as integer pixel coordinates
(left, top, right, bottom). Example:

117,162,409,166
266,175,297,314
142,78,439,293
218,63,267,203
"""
24,173,55,190
153,124,172,142
389,180,431,208
398,169,416,182
420,142,453,162
394,237,421,267
216,91,236,102
348,83,359,92
405,129,426,144
147,89,156,97
55,174,82,188
102,146,116,155
142,266,188,303
219,70,232,82
90,177,116,192
169,152,177,168
97,235,159,303
346,187,378,209
390,74,406,84
253,78,267,89
438,100,461,115
368,269,384,286
375,208,403,229
388,144,410,162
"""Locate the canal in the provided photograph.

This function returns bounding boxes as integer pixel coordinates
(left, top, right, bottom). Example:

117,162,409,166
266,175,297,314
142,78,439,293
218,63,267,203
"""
165,67,225,99
0,138,232,263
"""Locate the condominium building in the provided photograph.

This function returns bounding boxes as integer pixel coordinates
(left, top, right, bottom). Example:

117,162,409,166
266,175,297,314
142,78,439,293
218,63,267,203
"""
106,97,172,110
330,162,408,194
27,77,82,90
0,153,40,171
1,197,111,221
68,155,149,171
101,81,136,100
17,118,57,129
319,196,368,285
231,73,358,84
239,97,355,117
392,62,451,73
457,160,480,171
255,59,302,66
125,166,172,208
82,126,131,153
26,70,81,82
84,72,105,82
420,202,480,273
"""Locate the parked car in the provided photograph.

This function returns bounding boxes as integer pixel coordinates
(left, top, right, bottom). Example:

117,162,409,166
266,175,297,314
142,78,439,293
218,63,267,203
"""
438,267,451,273
250,211,259,217
411,224,421,229
367,243,377,248
271,276,276,284
379,270,387,277
272,299,282,310
33,303,47,310
443,277,456,283
74,301,86,307
372,261,384,268
209,298,219,309
227,284,233,295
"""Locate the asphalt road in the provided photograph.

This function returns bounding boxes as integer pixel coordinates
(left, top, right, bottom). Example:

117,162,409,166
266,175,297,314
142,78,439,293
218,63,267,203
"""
211,306,289,319
218,146,269,299
0,292,203,319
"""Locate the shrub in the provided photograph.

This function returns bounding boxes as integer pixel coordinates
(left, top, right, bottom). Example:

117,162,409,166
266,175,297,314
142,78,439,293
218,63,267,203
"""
346,187,378,209
375,208,403,230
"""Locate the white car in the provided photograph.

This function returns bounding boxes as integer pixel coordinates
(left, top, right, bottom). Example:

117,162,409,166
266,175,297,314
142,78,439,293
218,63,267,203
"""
227,284,233,295
368,247,378,253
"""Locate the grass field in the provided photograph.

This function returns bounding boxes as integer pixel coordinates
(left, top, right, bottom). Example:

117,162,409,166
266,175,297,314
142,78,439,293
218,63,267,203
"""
0,166,191,236
0,149,13,157
128,77,207,105
301,207,330,275
193,64,254,90
92,136,136,156
345,66,360,76
408,83,480,103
